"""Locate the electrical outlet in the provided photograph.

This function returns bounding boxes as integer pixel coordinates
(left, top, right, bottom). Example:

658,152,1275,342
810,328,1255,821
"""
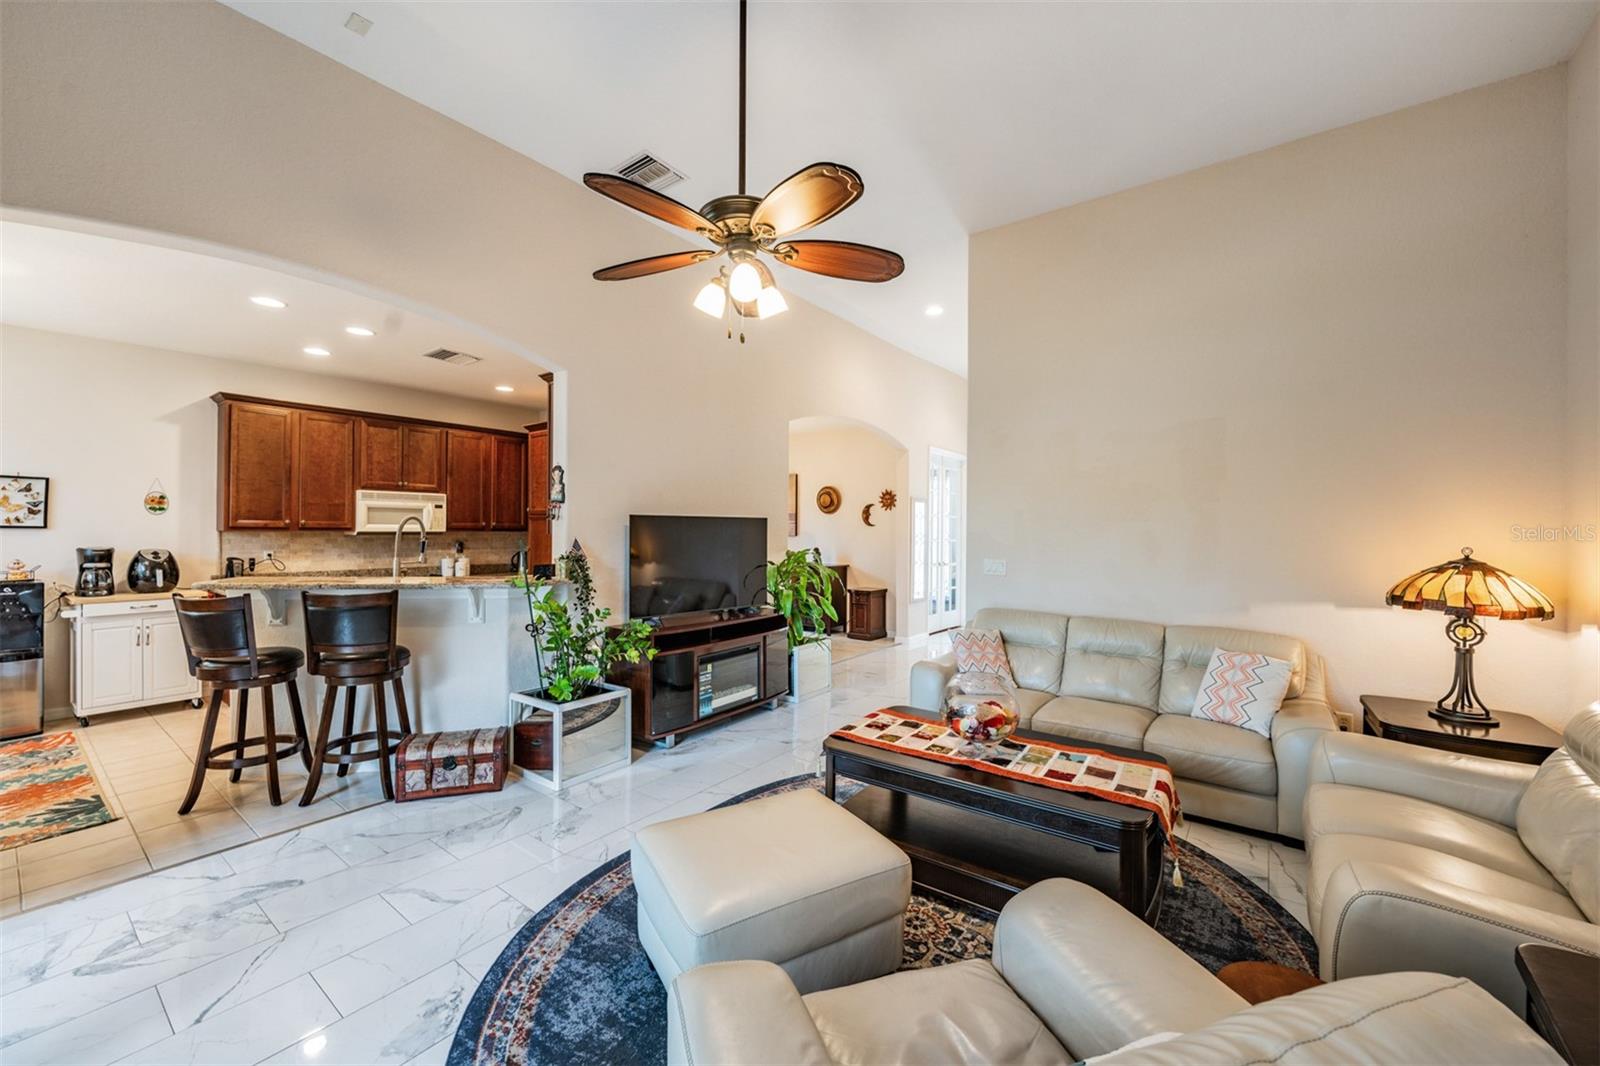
982,558,1007,576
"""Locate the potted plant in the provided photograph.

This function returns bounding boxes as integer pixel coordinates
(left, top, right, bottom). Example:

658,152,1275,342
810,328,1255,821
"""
510,543,655,783
763,547,839,701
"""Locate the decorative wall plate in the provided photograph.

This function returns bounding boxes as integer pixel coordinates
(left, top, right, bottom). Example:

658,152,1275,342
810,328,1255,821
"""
816,485,841,514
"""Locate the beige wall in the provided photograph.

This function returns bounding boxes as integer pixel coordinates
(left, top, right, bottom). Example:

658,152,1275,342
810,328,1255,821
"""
1567,16,1600,716
0,325,542,713
788,421,908,634
0,1,966,621
970,65,1596,728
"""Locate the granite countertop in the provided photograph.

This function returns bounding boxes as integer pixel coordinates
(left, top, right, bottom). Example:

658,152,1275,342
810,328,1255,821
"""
192,566,528,592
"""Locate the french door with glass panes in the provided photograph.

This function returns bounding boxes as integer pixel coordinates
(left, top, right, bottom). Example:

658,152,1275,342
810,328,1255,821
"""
927,450,965,632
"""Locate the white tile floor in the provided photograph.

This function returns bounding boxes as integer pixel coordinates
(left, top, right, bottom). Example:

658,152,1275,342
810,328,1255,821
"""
0,635,1311,1065
5,700,393,914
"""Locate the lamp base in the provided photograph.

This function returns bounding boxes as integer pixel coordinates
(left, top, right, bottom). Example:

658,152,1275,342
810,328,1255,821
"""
1431,613,1499,728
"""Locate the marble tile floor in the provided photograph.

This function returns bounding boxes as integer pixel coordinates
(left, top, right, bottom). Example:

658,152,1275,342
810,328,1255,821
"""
5,700,397,914
0,634,1312,1065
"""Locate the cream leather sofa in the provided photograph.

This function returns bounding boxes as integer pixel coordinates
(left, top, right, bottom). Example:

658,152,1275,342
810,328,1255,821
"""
910,608,1337,839
667,878,1560,1065
1304,706,1600,1009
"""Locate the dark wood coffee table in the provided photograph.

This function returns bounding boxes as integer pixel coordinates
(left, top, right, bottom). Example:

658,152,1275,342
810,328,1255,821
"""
824,710,1169,923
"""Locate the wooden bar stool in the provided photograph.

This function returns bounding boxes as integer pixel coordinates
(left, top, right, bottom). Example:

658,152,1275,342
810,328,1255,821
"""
172,594,312,814
299,590,413,805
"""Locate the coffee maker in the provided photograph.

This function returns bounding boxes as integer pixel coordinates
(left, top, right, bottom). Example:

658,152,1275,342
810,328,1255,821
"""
75,547,115,597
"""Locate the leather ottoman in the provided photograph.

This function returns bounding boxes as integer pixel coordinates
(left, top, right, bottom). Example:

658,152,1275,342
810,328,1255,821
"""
632,788,911,993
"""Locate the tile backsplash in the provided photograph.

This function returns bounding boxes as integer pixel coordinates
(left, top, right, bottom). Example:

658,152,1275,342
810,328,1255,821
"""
216,530,528,576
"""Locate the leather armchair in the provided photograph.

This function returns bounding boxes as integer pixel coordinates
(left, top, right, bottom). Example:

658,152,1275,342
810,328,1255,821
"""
667,879,1559,1065
1304,709,1600,1009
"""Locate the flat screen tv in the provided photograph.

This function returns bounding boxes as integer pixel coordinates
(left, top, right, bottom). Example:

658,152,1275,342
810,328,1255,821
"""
627,514,768,620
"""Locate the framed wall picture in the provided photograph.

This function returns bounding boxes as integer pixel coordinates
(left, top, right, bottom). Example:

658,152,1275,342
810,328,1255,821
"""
787,473,799,537
0,475,48,528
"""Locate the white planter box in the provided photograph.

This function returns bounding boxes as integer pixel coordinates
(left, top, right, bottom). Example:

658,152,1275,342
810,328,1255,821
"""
507,681,632,791
786,639,833,703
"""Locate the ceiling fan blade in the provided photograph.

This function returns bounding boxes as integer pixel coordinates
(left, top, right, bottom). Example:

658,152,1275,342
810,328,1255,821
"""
583,173,722,240
592,250,717,281
750,163,863,240
772,240,904,283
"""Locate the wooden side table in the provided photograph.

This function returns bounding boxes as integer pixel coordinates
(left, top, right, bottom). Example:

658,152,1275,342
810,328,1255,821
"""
1516,943,1600,1065
847,587,888,640
1360,694,1560,765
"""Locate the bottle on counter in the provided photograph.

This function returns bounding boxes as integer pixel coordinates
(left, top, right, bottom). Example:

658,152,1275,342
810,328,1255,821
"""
440,553,455,578
454,552,471,577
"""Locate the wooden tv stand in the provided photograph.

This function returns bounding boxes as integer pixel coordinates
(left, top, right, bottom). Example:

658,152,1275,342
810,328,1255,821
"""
610,609,789,746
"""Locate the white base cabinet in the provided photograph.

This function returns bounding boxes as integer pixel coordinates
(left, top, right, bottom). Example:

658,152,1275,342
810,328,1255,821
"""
64,598,201,722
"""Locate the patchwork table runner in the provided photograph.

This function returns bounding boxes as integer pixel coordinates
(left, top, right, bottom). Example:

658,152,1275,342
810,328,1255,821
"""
832,709,1183,870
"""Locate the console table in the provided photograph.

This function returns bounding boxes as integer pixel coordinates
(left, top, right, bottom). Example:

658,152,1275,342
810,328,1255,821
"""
610,609,788,746
1360,694,1560,765
1516,943,1600,1065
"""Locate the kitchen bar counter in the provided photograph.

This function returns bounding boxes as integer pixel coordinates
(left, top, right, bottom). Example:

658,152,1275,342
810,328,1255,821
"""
193,572,519,592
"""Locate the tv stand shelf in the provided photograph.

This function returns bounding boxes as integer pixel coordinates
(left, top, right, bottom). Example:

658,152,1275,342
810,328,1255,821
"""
610,609,789,745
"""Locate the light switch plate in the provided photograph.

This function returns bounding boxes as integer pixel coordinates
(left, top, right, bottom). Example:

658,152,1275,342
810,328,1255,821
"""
982,558,1007,576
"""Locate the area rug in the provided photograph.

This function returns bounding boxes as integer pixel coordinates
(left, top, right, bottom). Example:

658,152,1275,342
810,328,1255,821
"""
0,732,116,850
450,775,1317,1066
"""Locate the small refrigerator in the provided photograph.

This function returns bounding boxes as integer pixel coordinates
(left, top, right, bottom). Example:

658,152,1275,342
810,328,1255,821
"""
0,581,46,740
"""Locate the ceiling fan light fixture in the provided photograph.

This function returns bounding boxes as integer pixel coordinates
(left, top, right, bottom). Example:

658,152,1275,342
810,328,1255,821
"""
756,285,788,319
693,277,728,318
727,259,763,303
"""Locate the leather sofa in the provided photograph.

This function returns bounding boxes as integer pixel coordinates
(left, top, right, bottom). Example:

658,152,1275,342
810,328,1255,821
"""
666,878,1560,1065
910,608,1337,838
1303,706,1600,1008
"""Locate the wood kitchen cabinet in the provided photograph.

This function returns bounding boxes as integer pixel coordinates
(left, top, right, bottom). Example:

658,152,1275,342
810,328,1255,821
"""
526,423,552,565
220,399,296,529
297,410,356,529
357,419,445,492
446,429,492,530
489,434,527,531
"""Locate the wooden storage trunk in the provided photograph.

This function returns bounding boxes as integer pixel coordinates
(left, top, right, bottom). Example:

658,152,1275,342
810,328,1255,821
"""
395,727,509,802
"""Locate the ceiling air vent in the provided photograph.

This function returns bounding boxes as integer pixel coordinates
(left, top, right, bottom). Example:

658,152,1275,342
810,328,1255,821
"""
614,152,687,191
421,347,481,367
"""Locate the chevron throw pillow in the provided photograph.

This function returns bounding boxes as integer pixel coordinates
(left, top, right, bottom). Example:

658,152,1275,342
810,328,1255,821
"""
1192,649,1293,737
951,628,1016,687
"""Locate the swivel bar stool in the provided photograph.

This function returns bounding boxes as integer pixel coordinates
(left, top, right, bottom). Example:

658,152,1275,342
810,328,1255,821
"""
172,594,312,814
299,590,413,805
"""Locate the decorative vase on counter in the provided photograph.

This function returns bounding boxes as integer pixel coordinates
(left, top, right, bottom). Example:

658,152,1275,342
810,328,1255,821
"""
942,671,1021,758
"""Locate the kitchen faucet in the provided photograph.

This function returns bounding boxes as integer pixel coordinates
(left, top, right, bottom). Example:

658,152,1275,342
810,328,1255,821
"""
392,516,428,580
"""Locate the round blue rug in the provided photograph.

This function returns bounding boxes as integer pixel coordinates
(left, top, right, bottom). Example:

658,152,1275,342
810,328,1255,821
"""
449,775,1317,1066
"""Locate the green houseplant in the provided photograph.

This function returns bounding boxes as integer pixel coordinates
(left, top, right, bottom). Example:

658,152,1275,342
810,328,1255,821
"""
513,542,656,702
764,548,840,701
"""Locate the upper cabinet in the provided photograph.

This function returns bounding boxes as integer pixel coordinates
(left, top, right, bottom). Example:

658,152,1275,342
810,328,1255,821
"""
489,434,527,532
297,410,356,529
214,394,529,533
445,430,491,530
220,399,296,529
358,419,444,492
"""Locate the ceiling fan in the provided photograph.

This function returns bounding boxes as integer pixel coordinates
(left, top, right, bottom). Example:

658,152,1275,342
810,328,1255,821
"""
583,0,904,340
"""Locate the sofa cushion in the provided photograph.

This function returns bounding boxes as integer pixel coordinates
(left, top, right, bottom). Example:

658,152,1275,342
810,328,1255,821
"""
1191,649,1294,737
1011,688,1056,727
971,608,1069,694
1307,782,1561,891
1517,708,1600,921
951,628,1016,686
1143,714,1276,795
1031,696,1156,750
803,958,1071,1066
1159,625,1307,715
1058,616,1164,710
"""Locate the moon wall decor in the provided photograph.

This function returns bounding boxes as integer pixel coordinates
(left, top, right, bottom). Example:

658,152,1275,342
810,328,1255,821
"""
861,504,875,526
816,486,841,514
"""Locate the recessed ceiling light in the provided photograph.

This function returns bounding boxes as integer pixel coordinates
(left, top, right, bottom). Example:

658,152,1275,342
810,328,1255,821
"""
303,346,331,357
494,385,515,393
250,296,287,309
924,304,944,317
344,325,375,337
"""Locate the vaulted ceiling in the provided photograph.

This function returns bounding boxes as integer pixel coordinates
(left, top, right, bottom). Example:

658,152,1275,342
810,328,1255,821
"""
226,1,1597,375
